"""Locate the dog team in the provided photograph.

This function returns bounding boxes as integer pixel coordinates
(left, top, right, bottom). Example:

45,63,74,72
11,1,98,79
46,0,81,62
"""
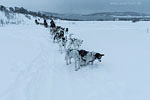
35,18,104,71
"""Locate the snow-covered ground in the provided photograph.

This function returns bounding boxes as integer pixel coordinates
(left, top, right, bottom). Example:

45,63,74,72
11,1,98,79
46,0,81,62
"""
0,19,150,100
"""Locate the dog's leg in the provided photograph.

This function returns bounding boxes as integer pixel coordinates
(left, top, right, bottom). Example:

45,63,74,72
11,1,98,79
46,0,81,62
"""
66,59,69,65
69,58,71,64
65,55,69,65
53,37,55,43
64,44,66,52
60,46,62,54
65,58,68,65
78,61,80,69
59,43,61,52
78,57,82,69
91,61,94,65
84,60,88,66
75,60,78,71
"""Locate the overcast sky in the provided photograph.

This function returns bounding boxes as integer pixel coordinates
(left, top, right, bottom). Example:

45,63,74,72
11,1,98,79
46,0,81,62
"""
0,0,150,14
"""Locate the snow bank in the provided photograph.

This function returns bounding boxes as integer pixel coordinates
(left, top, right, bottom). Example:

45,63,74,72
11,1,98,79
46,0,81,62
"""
0,11,35,26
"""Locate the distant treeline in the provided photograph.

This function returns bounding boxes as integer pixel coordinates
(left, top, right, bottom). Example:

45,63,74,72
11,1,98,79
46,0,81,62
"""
1,5,150,22
0,5,57,19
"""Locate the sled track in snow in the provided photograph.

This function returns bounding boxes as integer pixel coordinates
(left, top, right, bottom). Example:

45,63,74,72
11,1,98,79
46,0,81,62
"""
0,34,56,100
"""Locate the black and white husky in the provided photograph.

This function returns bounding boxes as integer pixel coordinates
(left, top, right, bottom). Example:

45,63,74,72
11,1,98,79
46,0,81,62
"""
50,26,64,38
53,30,64,43
65,49,81,71
78,50,104,66
59,36,67,53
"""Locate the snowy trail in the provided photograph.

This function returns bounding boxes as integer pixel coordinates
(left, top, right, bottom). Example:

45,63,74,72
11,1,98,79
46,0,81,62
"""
0,25,55,100
0,24,78,100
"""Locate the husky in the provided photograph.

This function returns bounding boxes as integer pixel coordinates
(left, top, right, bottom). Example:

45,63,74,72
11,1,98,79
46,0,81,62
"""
59,36,67,53
50,26,64,37
65,28,69,34
53,30,64,43
65,49,81,71
67,38,83,49
78,50,104,66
